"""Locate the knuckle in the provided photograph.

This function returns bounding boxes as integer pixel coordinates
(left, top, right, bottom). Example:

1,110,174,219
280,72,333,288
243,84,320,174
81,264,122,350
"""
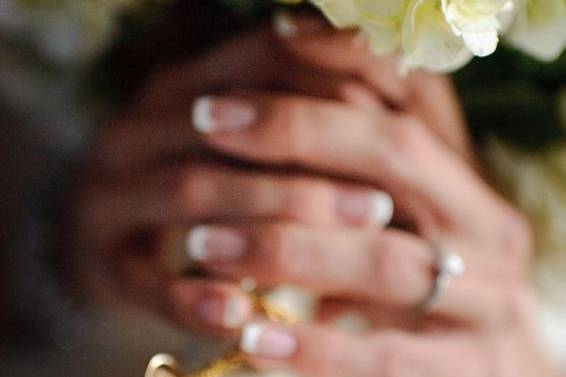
279,178,325,222
373,239,399,292
372,235,418,303
388,115,432,158
344,32,362,51
497,210,533,272
275,99,311,161
176,166,215,215
336,82,375,106
501,284,535,327
254,224,297,279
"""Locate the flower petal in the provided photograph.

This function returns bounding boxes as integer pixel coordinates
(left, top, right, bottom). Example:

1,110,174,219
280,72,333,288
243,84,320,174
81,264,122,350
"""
310,0,359,27
463,28,498,56
402,0,472,72
505,0,566,61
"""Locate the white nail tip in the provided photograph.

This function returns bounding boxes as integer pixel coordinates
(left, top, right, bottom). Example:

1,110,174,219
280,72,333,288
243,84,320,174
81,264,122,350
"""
273,12,298,38
186,226,209,262
370,191,394,226
192,96,215,133
223,298,245,328
240,323,263,354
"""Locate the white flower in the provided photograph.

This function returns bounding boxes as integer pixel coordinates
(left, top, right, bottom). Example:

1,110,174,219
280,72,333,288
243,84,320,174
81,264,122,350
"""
356,0,407,55
309,0,515,72
400,0,473,73
442,0,514,57
309,0,360,27
505,0,566,62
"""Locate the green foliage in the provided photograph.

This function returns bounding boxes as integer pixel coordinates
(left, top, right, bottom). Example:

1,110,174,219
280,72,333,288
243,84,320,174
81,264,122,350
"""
454,47,566,149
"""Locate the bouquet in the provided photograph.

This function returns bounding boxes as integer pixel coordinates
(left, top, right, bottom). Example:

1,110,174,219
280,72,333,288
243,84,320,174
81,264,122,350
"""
289,0,566,73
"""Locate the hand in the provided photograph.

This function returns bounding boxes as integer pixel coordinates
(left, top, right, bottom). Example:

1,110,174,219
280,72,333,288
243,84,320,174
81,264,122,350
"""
177,13,546,377
68,21,397,339
67,11,551,376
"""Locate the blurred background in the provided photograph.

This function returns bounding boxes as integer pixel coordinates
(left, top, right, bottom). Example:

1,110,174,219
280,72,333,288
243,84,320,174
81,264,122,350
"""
1,0,564,376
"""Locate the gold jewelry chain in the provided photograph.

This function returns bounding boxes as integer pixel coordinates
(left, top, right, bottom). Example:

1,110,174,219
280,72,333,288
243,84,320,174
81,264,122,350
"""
145,290,298,377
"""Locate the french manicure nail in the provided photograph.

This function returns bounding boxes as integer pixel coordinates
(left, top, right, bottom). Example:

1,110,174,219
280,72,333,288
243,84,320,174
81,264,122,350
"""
336,189,394,227
192,96,256,134
369,191,394,226
273,11,298,38
195,294,250,329
240,322,298,359
186,226,246,263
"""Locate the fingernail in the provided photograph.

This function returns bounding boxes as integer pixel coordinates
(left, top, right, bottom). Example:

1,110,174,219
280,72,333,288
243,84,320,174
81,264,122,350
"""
192,96,256,134
273,11,298,38
240,322,298,359
186,226,246,262
369,191,394,226
195,293,251,329
336,189,394,226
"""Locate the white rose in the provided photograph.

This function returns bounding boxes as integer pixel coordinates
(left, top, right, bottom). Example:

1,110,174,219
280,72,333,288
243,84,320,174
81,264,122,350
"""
400,0,473,73
505,0,566,61
309,0,565,72
356,0,407,55
442,0,514,57
309,0,510,72
309,0,360,27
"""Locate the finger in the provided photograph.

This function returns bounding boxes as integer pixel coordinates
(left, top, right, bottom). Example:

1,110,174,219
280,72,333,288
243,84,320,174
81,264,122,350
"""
192,93,500,236
96,29,286,174
402,73,476,165
187,224,506,326
96,93,259,174
240,320,377,377
77,165,394,241
188,225,427,303
164,279,252,338
137,29,280,114
317,298,411,331
94,114,205,174
359,332,488,377
274,13,475,163
240,322,487,377
273,12,408,104
74,236,253,338
318,275,515,331
279,66,475,165
283,67,474,165
278,65,386,113
121,254,253,338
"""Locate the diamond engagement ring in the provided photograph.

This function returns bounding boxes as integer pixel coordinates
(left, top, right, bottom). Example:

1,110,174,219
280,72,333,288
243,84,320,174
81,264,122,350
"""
416,242,466,314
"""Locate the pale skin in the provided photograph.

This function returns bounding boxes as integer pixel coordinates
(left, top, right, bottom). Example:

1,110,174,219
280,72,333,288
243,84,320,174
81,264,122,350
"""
69,13,558,377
